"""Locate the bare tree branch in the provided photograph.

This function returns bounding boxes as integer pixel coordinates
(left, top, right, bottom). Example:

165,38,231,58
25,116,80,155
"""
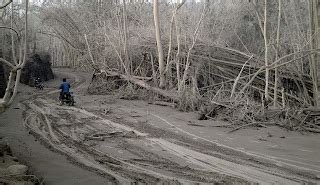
37,31,83,51
0,58,14,68
177,0,186,9
240,49,320,94
0,0,12,9
0,26,20,39
11,2,18,65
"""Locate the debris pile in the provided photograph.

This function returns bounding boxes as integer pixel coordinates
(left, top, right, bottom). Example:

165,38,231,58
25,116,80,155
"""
200,92,320,133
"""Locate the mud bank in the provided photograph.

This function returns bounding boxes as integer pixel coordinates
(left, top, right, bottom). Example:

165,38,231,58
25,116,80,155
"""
0,86,110,185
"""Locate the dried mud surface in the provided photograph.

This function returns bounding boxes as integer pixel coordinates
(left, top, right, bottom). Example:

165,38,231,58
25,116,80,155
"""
17,69,320,184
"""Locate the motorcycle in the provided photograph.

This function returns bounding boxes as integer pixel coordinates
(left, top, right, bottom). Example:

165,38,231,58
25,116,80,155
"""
59,92,75,106
35,82,44,90
34,79,44,90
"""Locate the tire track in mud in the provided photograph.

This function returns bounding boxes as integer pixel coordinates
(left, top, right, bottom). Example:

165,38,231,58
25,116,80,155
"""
21,102,123,183
151,113,320,175
152,139,302,185
102,109,320,180
22,98,316,184
23,98,246,184
20,88,249,183
19,70,320,184
22,101,149,184
101,110,320,184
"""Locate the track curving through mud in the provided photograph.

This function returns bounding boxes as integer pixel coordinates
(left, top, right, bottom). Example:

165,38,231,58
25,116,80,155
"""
20,69,320,184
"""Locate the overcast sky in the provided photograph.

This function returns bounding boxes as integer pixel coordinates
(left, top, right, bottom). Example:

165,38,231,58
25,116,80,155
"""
27,0,203,5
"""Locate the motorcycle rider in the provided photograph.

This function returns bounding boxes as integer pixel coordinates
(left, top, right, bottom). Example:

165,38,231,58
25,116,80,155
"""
34,77,41,87
34,77,44,90
59,78,71,100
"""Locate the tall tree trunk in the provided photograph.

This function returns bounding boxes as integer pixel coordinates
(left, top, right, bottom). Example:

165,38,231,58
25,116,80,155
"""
116,0,124,72
175,9,181,89
123,0,131,74
0,0,29,112
309,0,319,107
153,0,165,88
264,0,269,101
11,2,17,65
179,0,207,92
165,0,186,88
273,0,282,107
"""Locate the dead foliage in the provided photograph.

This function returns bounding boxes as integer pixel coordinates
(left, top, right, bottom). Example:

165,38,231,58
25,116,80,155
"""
87,72,124,95
84,40,320,134
200,89,320,133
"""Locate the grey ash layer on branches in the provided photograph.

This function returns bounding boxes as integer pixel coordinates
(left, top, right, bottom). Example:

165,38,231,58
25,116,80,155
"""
1,1,320,127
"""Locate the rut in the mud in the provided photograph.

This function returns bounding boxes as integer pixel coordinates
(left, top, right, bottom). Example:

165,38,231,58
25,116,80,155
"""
21,97,249,184
18,71,320,184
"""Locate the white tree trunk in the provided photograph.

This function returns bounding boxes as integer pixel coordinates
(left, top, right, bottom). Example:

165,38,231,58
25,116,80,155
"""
264,0,269,101
273,0,282,107
0,0,29,113
153,0,165,88
309,0,319,107
123,0,131,74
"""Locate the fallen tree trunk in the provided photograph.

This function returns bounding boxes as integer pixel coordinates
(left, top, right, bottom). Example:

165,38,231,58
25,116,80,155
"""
105,70,179,102
304,127,320,133
302,107,320,113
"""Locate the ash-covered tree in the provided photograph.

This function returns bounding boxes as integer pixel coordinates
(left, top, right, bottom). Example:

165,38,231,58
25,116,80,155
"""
0,0,29,113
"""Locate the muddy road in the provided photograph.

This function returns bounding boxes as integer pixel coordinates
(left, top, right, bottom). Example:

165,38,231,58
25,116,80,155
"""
19,69,320,184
